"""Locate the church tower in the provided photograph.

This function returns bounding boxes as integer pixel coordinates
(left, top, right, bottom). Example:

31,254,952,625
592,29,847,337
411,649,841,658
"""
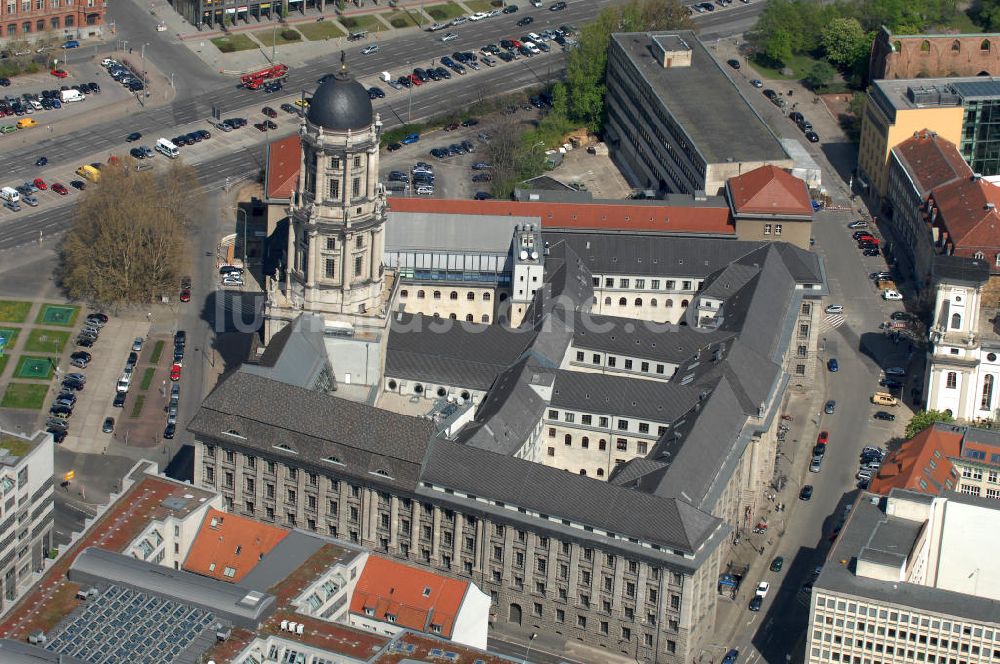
265,53,388,342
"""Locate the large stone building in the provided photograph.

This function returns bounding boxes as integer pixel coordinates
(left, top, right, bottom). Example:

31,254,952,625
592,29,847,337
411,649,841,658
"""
807,488,1000,664
0,0,104,45
869,26,1000,81
603,31,792,197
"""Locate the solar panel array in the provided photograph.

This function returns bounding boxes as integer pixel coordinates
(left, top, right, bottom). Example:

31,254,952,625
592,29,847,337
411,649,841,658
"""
45,584,216,664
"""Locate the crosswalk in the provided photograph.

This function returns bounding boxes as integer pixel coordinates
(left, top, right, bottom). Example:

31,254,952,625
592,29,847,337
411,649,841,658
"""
820,313,846,331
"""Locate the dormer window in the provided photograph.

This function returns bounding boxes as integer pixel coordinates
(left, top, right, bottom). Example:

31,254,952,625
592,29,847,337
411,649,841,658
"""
365,607,375,616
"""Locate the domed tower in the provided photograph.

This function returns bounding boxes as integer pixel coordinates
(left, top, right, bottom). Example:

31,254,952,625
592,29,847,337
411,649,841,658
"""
282,52,386,324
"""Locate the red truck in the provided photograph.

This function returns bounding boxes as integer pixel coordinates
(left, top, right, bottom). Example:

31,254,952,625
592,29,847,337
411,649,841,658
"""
241,64,288,90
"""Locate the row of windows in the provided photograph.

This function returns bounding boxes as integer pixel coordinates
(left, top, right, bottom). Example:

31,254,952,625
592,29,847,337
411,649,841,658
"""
594,277,699,291
1,12,76,32
546,432,651,453
400,289,491,301
573,351,669,375
547,410,666,436
599,296,688,309
2,0,73,13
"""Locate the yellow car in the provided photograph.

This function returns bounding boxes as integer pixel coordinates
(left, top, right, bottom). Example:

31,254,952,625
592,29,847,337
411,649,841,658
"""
16,118,38,129
293,98,310,108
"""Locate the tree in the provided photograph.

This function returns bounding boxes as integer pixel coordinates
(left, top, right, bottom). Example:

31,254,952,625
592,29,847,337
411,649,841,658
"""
58,160,202,308
485,113,546,199
905,409,955,438
803,60,836,90
821,18,870,70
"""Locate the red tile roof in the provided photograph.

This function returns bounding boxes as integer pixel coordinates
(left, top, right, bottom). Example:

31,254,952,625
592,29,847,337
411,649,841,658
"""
266,135,301,200
387,197,735,235
726,165,812,216
869,424,963,495
891,130,971,196
183,508,288,583
350,556,469,638
930,177,1000,262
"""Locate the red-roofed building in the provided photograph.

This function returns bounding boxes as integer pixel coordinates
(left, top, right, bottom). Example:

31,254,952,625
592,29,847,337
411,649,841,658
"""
264,134,301,228
928,176,1000,267
870,423,963,495
183,508,288,583
348,556,490,649
725,165,813,249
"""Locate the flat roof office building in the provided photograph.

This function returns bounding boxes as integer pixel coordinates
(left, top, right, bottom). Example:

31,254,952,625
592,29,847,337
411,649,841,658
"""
604,31,792,197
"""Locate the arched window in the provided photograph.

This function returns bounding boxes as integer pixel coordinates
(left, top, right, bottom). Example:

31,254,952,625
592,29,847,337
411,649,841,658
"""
665,299,674,307
450,291,458,300
952,39,961,52
483,292,491,301
414,383,424,394
437,387,447,397
598,439,607,451
951,313,962,329
681,299,689,307
461,391,471,400
466,314,474,322
618,297,627,306
892,40,902,52
467,292,475,300
975,251,985,260
564,434,572,446
597,468,605,477
634,298,642,306
433,291,441,299
920,39,931,52
581,436,589,448
65,14,74,26
448,313,457,319
50,16,59,28
947,372,957,389
481,314,489,322
651,298,657,307
983,375,995,410
604,297,612,305
400,289,409,298
35,19,44,31
21,21,30,33
417,290,425,299
387,379,397,390
983,39,992,51
579,469,587,476
433,313,441,318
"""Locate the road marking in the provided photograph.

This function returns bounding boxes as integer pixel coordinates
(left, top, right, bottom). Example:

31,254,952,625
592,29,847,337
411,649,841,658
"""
820,313,845,331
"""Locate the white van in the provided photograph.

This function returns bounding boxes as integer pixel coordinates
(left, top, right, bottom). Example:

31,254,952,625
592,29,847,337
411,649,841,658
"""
155,138,179,159
60,89,84,103
0,186,20,203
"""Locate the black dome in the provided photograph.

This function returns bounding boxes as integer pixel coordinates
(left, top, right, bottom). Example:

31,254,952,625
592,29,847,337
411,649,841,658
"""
306,56,372,131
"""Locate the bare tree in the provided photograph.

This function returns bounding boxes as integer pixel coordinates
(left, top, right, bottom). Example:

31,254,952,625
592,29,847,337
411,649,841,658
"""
58,161,203,308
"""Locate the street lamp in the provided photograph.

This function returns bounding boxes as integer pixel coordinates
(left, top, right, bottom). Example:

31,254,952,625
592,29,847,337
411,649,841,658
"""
522,632,537,664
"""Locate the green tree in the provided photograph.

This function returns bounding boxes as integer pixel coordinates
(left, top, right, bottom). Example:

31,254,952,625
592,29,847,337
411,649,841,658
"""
905,409,955,438
804,60,836,90
821,17,870,69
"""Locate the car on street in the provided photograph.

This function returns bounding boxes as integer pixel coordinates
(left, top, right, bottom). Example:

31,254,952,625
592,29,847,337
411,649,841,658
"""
362,44,380,55
441,32,459,42
727,58,740,69
817,431,829,445
800,484,814,500
517,16,533,26
126,132,142,142
825,304,844,314
35,156,48,167
890,311,912,322
848,220,868,229
550,1,567,9
50,69,68,78
824,400,836,414
180,288,191,302
749,79,763,87
722,651,739,664
61,40,79,48
113,392,126,408
749,595,763,611
102,417,115,433
827,358,839,372
69,351,91,368
805,131,820,142
809,455,824,472
163,422,176,439
402,133,420,145
769,557,784,572
882,289,903,301
873,411,896,421
885,366,907,376
503,4,518,12
170,363,182,381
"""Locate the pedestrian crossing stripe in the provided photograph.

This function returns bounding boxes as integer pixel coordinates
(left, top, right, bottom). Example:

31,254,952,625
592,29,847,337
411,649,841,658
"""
820,313,845,331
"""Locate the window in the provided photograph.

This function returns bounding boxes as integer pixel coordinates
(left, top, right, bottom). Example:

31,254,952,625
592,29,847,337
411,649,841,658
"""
618,419,629,431
952,313,962,329
947,372,957,389
354,255,363,277
982,38,992,51
450,291,458,300
328,179,340,199
983,375,995,410
774,224,782,236
764,223,772,235
618,297,627,306
617,439,628,451
352,177,361,198
434,291,441,300
400,289,408,298
619,278,630,288
353,155,362,168
324,258,336,279
564,434,572,446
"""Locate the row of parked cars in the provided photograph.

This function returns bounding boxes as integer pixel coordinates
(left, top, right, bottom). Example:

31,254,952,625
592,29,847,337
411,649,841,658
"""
386,162,437,195
46,313,110,442
102,57,145,93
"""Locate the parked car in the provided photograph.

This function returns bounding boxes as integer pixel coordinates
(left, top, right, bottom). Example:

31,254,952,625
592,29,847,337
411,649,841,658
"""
882,289,903,301
827,358,839,372
113,392,126,408
824,304,844,314
824,400,836,414
799,485,814,500
163,422,176,439
102,417,115,433
769,557,784,573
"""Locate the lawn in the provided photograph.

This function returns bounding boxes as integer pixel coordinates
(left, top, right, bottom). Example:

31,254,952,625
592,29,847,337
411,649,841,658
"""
463,0,495,11
0,300,30,323
150,340,165,364
13,355,55,380
253,27,302,47
210,33,258,53
424,2,465,21
339,13,383,33
129,394,145,419
386,10,427,28
749,52,826,82
0,383,48,409
0,327,20,350
140,367,155,391
0,355,8,378
24,329,70,354
35,304,79,327
296,20,346,40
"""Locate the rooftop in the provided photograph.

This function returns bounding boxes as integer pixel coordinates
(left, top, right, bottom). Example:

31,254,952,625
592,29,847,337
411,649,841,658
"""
550,368,703,422
386,196,735,236
930,176,1000,253
610,31,788,165
870,422,963,495
726,165,813,217
350,556,471,638
890,130,972,197
265,134,301,201
183,508,289,583
0,430,44,464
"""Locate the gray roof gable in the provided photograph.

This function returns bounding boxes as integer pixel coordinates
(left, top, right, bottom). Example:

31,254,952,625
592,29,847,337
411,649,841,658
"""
459,358,550,454
572,313,734,363
550,370,703,422
243,314,331,391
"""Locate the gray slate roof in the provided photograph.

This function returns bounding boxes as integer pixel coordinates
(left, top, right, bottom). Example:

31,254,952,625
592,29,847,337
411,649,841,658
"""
238,531,331,592
572,313,734,363
386,211,529,254
187,371,434,491
420,437,720,554
242,313,332,391
550,370,702,422
458,358,550,454
385,313,536,390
